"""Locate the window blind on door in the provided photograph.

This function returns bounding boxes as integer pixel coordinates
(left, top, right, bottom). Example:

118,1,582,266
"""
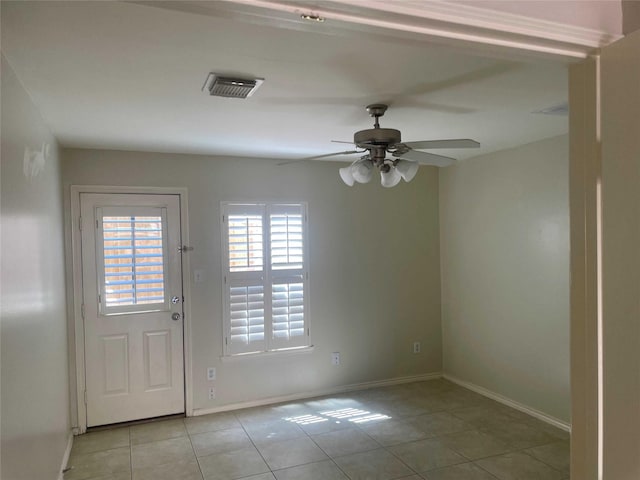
101,215,166,310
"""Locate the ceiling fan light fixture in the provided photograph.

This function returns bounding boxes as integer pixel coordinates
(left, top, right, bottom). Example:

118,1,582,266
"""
396,160,419,182
380,167,401,188
352,159,373,183
321,104,479,189
339,166,355,186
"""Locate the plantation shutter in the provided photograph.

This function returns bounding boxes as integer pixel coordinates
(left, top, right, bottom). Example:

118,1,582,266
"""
223,204,267,354
96,206,170,315
269,204,308,350
222,202,309,355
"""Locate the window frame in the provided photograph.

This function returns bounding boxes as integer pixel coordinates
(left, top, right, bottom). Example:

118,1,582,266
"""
221,201,310,357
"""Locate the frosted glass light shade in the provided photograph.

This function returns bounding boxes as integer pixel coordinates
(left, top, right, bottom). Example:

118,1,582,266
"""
396,160,419,182
380,167,401,188
352,160,373,183
339,166,355,186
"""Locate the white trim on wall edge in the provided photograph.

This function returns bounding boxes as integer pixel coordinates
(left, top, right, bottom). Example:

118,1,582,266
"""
192,372,442,416
220,0,622,59
57,432,74,480
443,373,571,433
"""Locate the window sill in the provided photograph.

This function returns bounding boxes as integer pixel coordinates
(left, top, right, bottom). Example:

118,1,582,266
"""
221,345,314,362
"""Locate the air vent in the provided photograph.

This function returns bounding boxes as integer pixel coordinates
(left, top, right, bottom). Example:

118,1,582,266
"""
202,73,264,99
532,102,569,116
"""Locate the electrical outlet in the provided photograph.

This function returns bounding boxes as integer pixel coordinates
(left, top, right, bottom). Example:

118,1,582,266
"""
207,367,216,381
413,342,421,354
208,387,216,400
331,352,340,366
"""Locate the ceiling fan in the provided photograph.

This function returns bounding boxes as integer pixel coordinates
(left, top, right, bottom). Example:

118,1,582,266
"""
295,104,480,188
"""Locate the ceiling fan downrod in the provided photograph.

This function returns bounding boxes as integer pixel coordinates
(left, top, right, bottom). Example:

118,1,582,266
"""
366,103,388,129
354,104,402,148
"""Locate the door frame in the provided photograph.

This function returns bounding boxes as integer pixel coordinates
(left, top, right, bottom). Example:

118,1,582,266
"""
69,185,193,434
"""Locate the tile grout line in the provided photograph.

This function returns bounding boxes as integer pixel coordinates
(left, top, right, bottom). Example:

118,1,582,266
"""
182,418,206,480
518,447,570,475
360,413,469,478
466,461,503,480
381,438,436,479
302,424,370,480
233,411,278,478
239,403,342,476
467,445,568,479
240,401,391,479
306,399,413,480
342,409,543,479
442,436,565,474
315,409,425,480
295,405,358,479
300,425,350,479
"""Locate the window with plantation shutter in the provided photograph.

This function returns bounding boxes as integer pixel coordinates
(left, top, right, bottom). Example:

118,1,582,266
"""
222,202,309,355
96,206,170,315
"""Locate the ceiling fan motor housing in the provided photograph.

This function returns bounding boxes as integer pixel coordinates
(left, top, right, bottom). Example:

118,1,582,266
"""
354,128,401,148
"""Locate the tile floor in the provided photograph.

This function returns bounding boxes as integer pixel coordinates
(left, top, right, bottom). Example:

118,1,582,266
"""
64,379,570,480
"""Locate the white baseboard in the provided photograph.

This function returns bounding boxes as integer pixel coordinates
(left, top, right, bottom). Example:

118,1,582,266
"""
192,372,442,416
58,431,74,480
443,373,571,432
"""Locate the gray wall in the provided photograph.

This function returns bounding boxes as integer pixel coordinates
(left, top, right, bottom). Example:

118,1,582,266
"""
439,135,570,422
62,149,443,416
1,55,71,479
623,0,640,34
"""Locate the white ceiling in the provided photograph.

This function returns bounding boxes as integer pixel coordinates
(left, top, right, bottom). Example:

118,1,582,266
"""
1,1,570,162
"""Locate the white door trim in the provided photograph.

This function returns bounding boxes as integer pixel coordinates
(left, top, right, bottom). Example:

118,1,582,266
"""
69,185,193,433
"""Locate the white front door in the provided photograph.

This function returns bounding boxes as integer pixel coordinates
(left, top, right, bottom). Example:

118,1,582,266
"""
80,193,185,427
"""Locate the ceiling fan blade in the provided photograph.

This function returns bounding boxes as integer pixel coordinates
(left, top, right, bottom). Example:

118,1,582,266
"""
277,150,360,166
331,140,356,145
402,139,480,150
393,149,456,167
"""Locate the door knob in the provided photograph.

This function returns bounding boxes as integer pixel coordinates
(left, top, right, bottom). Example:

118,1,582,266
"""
171,312,181,321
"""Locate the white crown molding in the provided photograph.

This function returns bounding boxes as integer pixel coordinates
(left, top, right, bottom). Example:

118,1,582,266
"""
337,0,621,48
214,0,623,59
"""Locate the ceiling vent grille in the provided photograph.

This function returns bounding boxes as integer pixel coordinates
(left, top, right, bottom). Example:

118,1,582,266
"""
202,73,264,99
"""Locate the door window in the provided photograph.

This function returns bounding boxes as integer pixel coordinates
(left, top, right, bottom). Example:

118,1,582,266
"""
96,207,169,315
